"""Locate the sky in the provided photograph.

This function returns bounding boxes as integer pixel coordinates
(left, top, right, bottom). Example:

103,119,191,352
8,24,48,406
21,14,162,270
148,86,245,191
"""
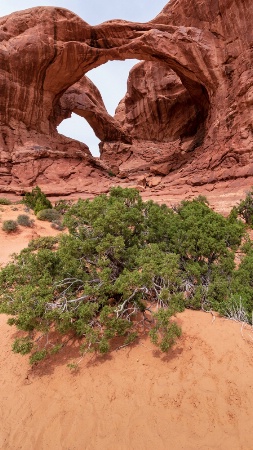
1,1,167,155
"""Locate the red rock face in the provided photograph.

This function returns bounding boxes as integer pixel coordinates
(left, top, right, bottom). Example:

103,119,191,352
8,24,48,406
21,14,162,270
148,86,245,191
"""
115,62,198,142
0,1,253,197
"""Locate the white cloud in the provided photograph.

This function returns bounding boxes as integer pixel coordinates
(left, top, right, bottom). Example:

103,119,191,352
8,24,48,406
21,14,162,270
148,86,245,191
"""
1,1,167,155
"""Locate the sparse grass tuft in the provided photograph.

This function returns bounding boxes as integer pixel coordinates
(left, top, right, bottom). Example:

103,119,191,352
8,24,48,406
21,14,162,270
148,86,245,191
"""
17,214,34,228
0,198,12,205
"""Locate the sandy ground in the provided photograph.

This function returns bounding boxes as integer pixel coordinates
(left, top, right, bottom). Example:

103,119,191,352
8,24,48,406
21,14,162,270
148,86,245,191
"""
1,311,253,450
0,204,60,266
1,202,253,449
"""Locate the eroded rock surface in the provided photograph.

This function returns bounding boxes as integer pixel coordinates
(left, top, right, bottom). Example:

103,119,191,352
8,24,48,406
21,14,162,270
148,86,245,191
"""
0,1,253,198
115,61,198,142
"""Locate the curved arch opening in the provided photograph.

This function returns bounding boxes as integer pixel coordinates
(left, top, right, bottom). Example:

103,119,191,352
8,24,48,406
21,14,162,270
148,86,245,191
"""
87,60,139,116
54,23,213,163
57,59,138,156
57,113,100,157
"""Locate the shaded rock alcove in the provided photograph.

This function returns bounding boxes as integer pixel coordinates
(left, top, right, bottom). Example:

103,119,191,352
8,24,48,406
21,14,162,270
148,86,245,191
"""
0,0,253,196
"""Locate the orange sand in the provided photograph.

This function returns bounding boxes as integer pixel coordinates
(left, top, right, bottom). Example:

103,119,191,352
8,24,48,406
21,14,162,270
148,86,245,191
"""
0,204,59,266
0,203,253,450
0,311,253,450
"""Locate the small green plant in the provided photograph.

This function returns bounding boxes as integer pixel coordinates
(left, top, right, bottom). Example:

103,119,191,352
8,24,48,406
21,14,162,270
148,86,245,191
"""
37,209,61,222
232,188,253,226
23,186,52,214
0,198,12,205
108,170,116,177
17,214,34,227
50,344,63,355
67,362,79,371
149,309,182,352
29,349,47,364
2,219,18,233
12,338,33,355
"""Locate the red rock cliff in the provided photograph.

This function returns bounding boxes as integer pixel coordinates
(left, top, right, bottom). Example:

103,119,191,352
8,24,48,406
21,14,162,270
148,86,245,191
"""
0,1,253,197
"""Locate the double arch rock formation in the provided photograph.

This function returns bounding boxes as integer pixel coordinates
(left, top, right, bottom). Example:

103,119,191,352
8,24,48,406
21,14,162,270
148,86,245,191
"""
0,0,253,195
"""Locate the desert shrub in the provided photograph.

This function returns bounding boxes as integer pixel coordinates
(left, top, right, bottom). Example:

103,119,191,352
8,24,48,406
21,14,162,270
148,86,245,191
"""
228,247,253,321
37,208,61,222
54,199,73,215
0,198,12,205
17,214,34,227
0,187,247,365
29,349,47,364
27,236,59,251
173,198,245,311
2,220,18,233
23,186,52,214
231,188,253,226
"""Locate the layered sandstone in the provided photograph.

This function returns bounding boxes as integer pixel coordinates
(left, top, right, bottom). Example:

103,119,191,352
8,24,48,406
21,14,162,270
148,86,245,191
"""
115,62,198,142
0,1,253,197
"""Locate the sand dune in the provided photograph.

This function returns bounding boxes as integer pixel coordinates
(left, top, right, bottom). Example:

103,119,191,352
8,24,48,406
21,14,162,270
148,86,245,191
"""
0,310,253,450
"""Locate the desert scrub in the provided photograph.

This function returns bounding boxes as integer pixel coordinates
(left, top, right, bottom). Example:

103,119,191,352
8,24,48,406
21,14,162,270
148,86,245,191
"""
0,198,12,205
27,236,59,251
230,187,253,226
36,208,61,222
17,214,34,227
0,187,247,365
23,186,52,214
2,219,18,233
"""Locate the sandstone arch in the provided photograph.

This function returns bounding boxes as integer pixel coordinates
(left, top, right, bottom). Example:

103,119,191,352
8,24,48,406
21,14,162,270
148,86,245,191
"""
54,75,131,144
1,0,253,195
1,7,218,134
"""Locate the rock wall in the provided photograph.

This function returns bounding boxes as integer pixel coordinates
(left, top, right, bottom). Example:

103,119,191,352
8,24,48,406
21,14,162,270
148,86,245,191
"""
0,1,253,196
115,62,198,142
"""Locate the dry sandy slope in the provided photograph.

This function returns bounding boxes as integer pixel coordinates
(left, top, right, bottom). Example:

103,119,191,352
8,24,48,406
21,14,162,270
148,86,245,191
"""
0,311,253,450
0,204,59,266
1,203,253,449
